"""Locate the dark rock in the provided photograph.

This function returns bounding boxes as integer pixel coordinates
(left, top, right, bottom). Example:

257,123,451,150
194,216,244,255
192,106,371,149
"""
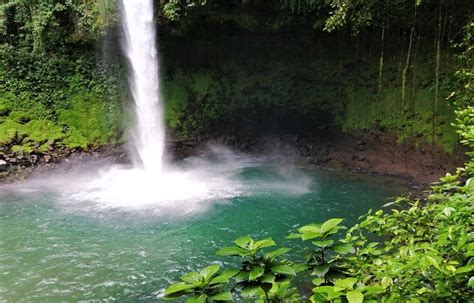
0,159,8,171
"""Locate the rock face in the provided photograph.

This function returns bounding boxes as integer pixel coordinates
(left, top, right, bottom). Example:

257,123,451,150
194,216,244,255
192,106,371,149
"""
0,132,465,185
0,145,128,183
206,131,465,185
0,159,7,171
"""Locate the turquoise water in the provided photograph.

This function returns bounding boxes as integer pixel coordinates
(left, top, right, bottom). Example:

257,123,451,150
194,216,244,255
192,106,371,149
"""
0,161,406,301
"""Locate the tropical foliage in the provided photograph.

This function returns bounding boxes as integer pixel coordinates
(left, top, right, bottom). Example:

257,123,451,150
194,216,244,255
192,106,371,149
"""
164,20,474,302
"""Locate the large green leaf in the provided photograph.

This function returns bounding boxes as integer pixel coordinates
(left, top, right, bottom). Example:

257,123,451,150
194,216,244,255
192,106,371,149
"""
180,271,203,285
186,295,207,303
313,286,344,300
265,247,291,260
313,240,334,248
293,263,309,273
312,277,325,286
361,285,384,296
312,264,330,277
423,255,442,271
164,282,195,296
249,265,265,281
454,266,474,275
200,265,220,281
253,238,276,250
334,278,357,290
346,290,364,303
332,243,355,254
235,270,249,282
209,291,233,301
216,246,249,257
299,224,322,234
210,268,240,284
321,218,344,234
286,233,302,239
234,236,253,249
271,264,296,276
302,231,322,241
261,273,276,283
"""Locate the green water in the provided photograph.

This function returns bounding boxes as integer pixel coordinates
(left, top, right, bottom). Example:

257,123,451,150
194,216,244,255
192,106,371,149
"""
0,163,406,301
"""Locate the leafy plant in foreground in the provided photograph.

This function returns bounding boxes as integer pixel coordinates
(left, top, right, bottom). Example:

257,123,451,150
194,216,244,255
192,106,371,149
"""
287,218,354,283
216,236,303,302
164,236,302,302
163,265,237,302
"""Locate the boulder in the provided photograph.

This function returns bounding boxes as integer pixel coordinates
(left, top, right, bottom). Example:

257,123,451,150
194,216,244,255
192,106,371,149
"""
0,159,8,171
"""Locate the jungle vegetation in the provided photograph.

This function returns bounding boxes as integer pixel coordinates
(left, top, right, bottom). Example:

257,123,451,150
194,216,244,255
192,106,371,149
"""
0,1,473,301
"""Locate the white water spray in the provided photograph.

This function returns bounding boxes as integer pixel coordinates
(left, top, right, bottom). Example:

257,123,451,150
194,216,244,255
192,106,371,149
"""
47,0,248,212
122,0,165,172
0,0,311,214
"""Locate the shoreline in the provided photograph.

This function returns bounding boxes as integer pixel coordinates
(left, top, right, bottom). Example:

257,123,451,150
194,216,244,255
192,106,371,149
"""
0,132,465,186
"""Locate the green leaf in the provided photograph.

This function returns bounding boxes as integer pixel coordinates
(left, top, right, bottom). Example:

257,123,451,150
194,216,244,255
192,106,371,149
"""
253,238,276,250
332,243,355,254
424,255,442,271
164,282,195,296
265,247,291,260
302,231,322,241
312,264,330,277
313,240,334,248
312,277,325,286
216,246,249,257
286,233,302,239
200,265,220,281
249,265,265,281
234,236,253,249
469,276,474,288
321,218,344,234
186,295,207,303
346,290,364,303
293,263,309,273
271,264,296,276
180,271,202,285
313,286,344,300
209,291,233,301
454,266,474,275
299,224,322,234
361,285,384,295
241,285,263,298
381,276,392,289
210,268,240,284
261,273,276,283
334,278,357,290
235,270,249,282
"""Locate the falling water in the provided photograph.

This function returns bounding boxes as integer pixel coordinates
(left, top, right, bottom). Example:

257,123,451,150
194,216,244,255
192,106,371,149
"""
48,0,246,210
121,0,165,172
7,0,310,212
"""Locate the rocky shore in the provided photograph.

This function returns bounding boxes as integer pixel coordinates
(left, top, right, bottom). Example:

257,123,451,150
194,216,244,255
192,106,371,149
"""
0,131,466,185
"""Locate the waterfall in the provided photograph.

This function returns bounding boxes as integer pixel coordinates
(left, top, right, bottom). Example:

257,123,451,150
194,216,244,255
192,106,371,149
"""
121,0,165,172
62,0,244,210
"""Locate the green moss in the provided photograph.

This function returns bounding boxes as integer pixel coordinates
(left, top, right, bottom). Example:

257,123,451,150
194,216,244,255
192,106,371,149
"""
0,120,22,144
8,111,32,124
11,144,34,153
61,128,89,149
0,104,10,116
58,92,121,147
20,120,65,144
163,79,189,129
342,86,458,153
